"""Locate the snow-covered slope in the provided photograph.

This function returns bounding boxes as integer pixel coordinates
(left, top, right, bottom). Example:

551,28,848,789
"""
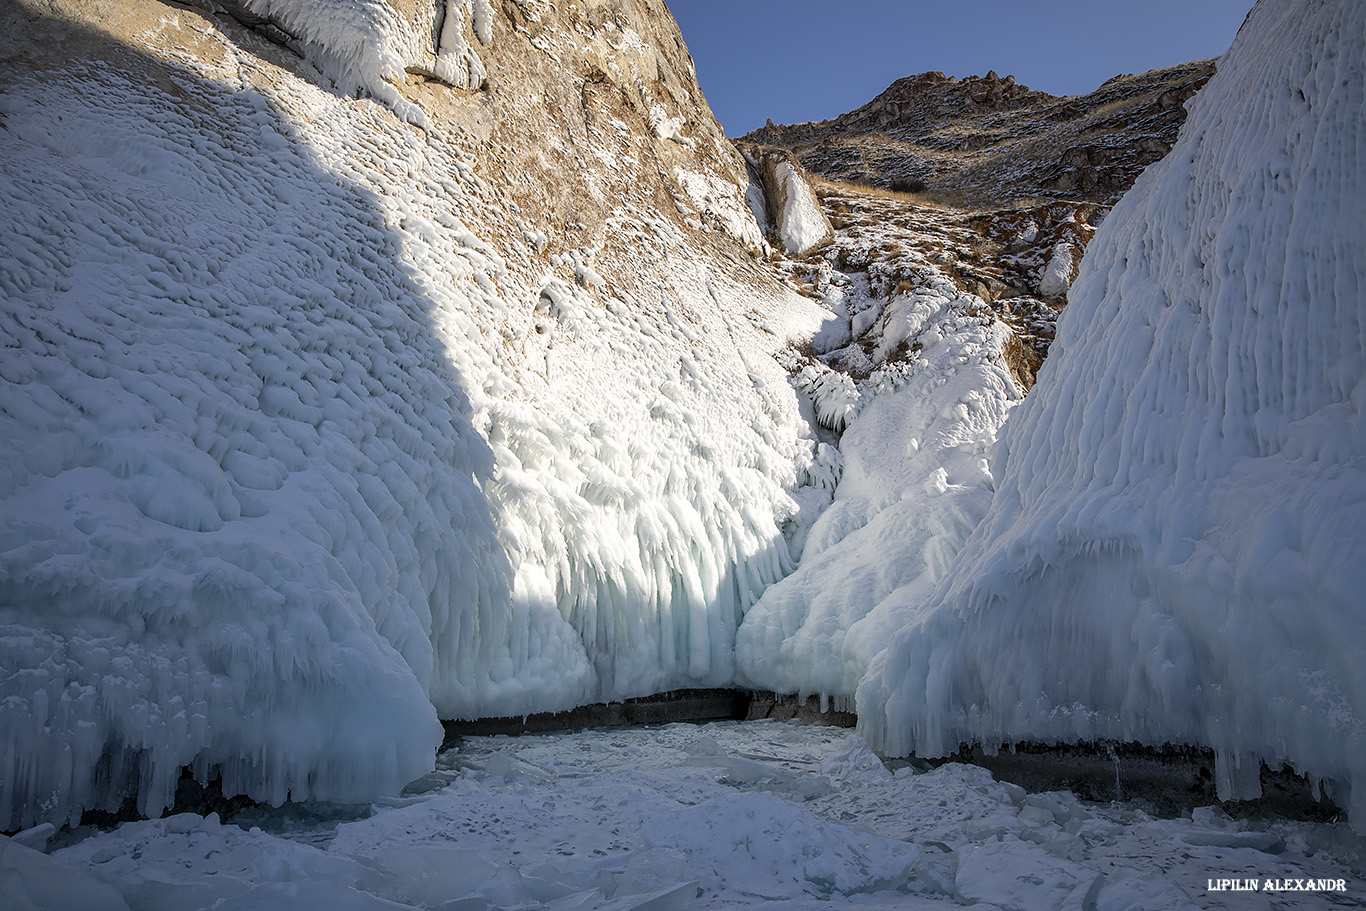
856,0,1366,825
0,0,823,827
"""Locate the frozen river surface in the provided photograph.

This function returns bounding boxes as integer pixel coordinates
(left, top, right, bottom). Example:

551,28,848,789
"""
6,719,1364,910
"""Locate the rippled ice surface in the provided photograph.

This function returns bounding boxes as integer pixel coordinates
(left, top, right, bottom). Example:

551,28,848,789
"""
10,720,1364,910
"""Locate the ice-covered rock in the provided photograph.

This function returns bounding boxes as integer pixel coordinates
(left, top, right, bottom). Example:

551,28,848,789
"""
234,0,492,126
858,0,1366,829
1036,240,1077,299
0,0,820,827
746,148,835,256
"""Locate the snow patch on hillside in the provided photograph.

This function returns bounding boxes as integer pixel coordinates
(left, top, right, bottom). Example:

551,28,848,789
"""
858,0,1366,828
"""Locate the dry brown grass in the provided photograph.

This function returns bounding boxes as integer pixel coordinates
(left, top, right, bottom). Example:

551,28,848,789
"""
812,176,977,211
1007,195,1058,210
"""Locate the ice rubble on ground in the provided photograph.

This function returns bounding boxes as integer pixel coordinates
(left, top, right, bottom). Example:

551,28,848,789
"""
8,723,1362,910
856,0,1366,826
0,0,820,827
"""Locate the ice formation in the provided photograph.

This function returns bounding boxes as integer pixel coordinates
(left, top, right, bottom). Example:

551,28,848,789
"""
4,0,1362,841
738,272,1022,701
746,150,834,256
226,1,500,126
0,0,820,827
433,0,496,92
1036,241,1076,299
239,0,441,125
857,0,1366,826
7,722,1361,910
770,160,834,255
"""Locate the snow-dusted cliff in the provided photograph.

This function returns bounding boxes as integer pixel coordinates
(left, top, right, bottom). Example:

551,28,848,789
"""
854,0,1366,825
0,0,825,827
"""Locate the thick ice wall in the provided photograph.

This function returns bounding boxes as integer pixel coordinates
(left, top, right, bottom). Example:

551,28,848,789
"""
0,50,497,828
0,0,820,826
858,0,1366,825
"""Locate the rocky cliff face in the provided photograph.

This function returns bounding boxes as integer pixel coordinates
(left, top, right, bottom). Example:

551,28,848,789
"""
223,0,775,260
741,61,1215,391
744,62,1215,207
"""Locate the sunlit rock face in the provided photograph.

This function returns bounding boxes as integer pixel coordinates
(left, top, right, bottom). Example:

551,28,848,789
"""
0,0,825,827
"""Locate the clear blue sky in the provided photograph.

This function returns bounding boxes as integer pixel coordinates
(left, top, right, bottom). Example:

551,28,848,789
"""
667,1,1254,136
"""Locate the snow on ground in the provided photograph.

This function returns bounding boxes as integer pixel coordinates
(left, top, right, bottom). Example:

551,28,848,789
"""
857,0,1366,827
6,720,1363,910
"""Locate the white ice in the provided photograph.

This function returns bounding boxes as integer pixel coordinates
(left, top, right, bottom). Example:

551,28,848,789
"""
745,151,833,256
856,0,1366,828
738,272,1022,702
3,0,1363,847
1036,241,1076,299
237,0,497,124
0,0,821,827
770,159,834,255
7,721,1362,911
